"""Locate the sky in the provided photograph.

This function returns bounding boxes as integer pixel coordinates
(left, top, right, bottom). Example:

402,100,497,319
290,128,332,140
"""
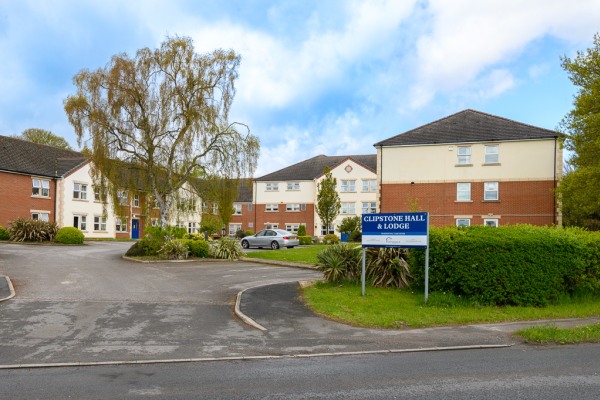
1,0,599,176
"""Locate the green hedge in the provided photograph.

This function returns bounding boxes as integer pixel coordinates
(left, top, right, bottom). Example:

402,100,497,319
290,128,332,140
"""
410,225,599,306
55,227,84,244
0,226,9,240
181,238,209,258
299,236,313,245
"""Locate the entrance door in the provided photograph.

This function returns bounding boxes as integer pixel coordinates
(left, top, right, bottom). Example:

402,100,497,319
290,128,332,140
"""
132,219,140,239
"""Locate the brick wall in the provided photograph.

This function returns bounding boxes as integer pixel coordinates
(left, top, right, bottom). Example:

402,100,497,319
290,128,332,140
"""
254,203,315,235
230,203,255,233
381,180,557,226
0,172,55,227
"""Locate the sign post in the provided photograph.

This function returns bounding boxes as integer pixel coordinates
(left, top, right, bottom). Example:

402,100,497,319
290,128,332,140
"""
361,212,430,300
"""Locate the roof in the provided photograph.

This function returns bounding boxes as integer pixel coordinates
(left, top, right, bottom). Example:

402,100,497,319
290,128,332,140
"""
0,135,87,178
236,178,253,202
255,154,377,182
374,109,560,147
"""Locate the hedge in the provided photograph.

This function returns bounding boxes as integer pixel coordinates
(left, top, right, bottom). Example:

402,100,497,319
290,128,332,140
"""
410,225,599,306
55,227,85,244
299,236,313,245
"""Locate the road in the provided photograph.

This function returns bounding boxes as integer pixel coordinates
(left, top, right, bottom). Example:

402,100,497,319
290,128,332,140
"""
1,346,599,399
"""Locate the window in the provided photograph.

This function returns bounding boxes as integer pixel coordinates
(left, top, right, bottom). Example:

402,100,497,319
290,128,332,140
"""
229,223,242,236
176,221,185,229
484,182,499,201
321,225,335,235
151,218,159,227
341,180,356,192
117,190,128,206
484,218,499,227
341,202,356,214
133,194,140,207
266,183,279,191
362,179,377,192
285,224,302,233
94,186,107,203
457,146,471,164
188,222,198,234
265,204,279,212
73,183,88,200
152,198,160,209
484,145,499,164
115,217,128,232
212,204,218,214
202,201,209,213
264,223,278,229
286,182,300,191
233,204,242,215
456,183,471,201
456,218,471,227
31,212,49,221
94,216,107,231
362,202,376,214
32,179,50,197
73,215,87,231
247,203,252,211
286,203,300,212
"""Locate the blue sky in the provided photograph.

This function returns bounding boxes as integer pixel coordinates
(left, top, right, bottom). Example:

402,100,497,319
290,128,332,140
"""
1,0,599,176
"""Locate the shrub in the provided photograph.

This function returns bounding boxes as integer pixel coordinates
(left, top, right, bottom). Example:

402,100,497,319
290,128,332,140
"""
159,239,189,260
125,241,146,257
317,243,362,282
348,230,362,243
323,234,340,245
211,238,244,260
8,218,58,242
235,229,247,239
181,238,209,258
299,236,313,245
55,227,84,244
366,247,411,288
186,233,205,241
245,230,254,237
138,236,162,256
0,226,9,240
297,225,306,236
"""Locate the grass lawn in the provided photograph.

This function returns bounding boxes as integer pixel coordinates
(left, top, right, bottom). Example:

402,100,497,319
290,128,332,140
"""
302,281,600,329
515,323,600,344
244,245,328,265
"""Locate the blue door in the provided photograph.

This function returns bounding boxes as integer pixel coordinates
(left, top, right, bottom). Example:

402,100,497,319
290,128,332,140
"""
132,219,139,239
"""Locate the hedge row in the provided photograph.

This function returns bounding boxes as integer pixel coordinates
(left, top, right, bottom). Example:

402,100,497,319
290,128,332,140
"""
409,225,600,306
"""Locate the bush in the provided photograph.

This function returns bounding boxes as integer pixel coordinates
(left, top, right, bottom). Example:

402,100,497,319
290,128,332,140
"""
323,234,340,245
55,227,84,244
297,225,306,236
211,238,244,260
181,238,209,258
245,230,254,237
366,247,411,288
138,236,162,256
0,226,9,240
317,243,362,282
159,239,189,260
125,241,146,257
409,225,593,306
235,229,247,239
299,235,313,245
8,218,58,242
348,231,362,243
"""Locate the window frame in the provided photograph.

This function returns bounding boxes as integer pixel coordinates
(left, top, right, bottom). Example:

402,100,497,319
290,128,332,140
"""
265,183,279,191
132,194,140,207
32,178,50,197
229,223,242,236
93,216,107,231
233,204,242,215
457,146,472,165
484,218,499,227
341,202,356,214
265,204,279,212
73,182,88,200
361,202,376,214
117,190,128,206
31,211,50,221
456,218,471,227
456,182,471,201
341,180,356,193
362,179,377,192
484,145,499,164
73,214,87,231
286,203,300,212
115,217,128,232
286,182,300,191
484,182,499,201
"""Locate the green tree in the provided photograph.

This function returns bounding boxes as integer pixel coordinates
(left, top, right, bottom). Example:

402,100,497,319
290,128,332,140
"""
194,176,241,234
18,128,73,150
315,167,341,235
337,216,361,234
200,213,222,238
559,33,600,229
64,36,259,228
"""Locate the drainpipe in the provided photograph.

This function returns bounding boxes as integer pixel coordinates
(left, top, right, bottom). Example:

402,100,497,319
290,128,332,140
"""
553,137,557,225
253,179,257,232
378,145,383,212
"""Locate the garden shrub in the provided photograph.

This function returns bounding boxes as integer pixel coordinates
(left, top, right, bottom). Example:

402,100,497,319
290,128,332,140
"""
366,247,411,289
55,227,84,244
317,243,362,282
235,229,246,239
138,236,162,256
0,226,9,240
211,238,244,260
125,241,146,257
245,230,254,237
568,229,600,294
323,234,340,245
8,218,59,242
299,235,313,245
159,239,189,260
409,225,589,306
297,225,306,236
181,238,209,258
348,231,362,243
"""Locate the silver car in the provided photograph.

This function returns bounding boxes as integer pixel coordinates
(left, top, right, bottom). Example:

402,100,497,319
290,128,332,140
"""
240,229,299,250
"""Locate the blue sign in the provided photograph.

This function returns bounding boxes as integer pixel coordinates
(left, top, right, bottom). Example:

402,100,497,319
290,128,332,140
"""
362,212,429,248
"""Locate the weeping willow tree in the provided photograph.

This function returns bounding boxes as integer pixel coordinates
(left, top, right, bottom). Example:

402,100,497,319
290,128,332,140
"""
64,36,259,228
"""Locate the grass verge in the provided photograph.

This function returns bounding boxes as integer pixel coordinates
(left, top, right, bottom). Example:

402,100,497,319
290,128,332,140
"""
302,281,600,329
244,245,328,264
514,323,600,344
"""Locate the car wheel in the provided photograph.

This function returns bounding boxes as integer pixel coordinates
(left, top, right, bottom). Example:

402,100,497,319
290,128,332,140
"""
241,240,249,249
271,241,280,250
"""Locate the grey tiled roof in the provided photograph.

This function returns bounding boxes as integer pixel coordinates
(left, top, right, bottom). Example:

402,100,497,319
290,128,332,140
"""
374,109,559,147
255,154,377,182
236,178,253,202
0,135,87,177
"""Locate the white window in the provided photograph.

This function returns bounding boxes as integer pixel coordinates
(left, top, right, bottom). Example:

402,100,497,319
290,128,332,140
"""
484,218,499,227
73,183,87,200
152,197,160,209
176,221,185,229
265,204,279,212
362,179,377,192
212,204,218,214
285,223,302,233
94,216,107,231
286,203,300,212
362,202,376,214
341,180,356,192
233,204,242,215
321,225,335,235
202,202,209,213
484,145,499,164
188,222,198,234
484,182,499,201
456,183,471,201
31,212,49,221
457,146,472,164
94,186,107,203
266,183,279,191
456,218,471,227
264,223,278,229
151,218,159,227
341,202,356,214
32,179,50,197
117,190,128,206
73,215,87,230
229,223,242,236
133,194,140,207
115,217,128,232
286,182,300,191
